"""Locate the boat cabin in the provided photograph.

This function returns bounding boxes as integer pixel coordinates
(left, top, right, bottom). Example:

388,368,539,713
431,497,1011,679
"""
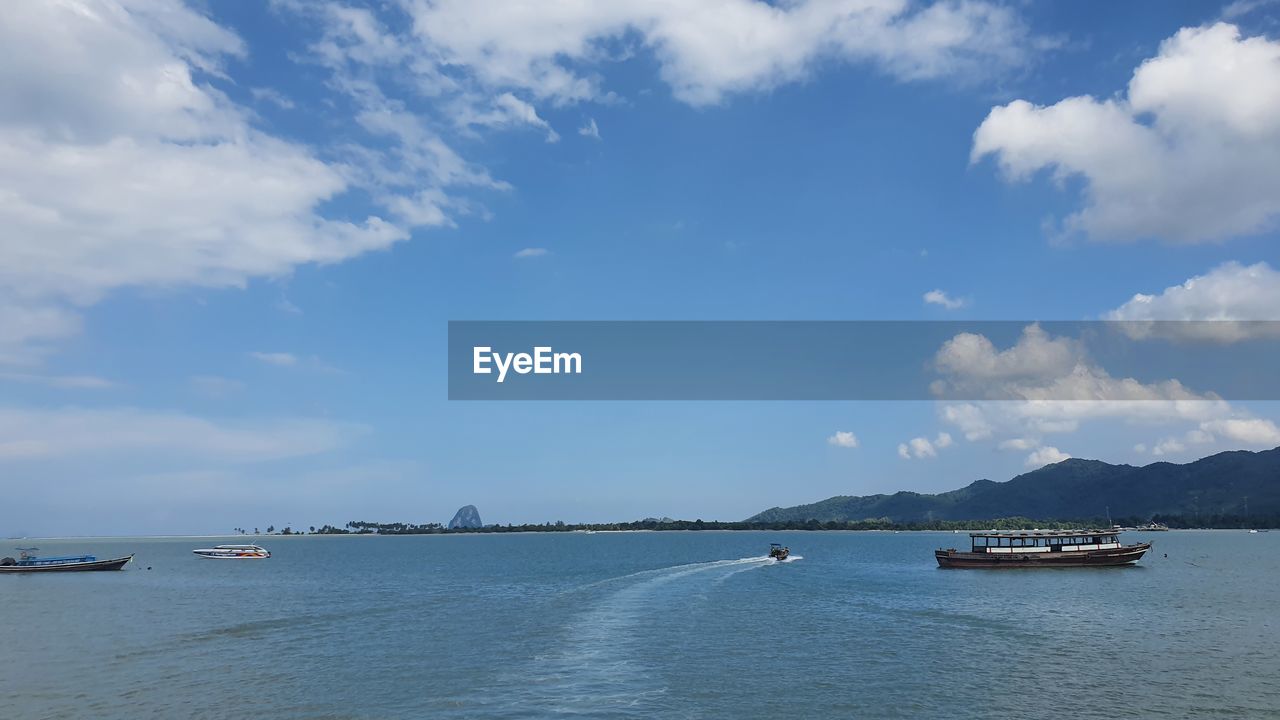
968,530,1121,554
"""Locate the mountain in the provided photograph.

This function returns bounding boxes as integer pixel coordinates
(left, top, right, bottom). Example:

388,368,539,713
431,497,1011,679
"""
747,448,1280,523
448,505,483,529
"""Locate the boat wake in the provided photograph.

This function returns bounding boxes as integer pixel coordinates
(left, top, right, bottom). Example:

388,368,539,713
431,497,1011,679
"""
505,555,780,716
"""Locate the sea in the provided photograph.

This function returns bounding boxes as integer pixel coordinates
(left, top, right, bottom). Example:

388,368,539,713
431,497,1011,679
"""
2,530,1277,719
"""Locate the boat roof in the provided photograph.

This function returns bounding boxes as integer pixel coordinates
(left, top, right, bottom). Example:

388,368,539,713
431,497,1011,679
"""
969,529,1118,538
213,544,266,549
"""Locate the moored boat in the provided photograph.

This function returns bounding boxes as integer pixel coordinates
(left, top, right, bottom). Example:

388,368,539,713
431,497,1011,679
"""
0,548,133,573
935,530,1150,568
193,544,270,559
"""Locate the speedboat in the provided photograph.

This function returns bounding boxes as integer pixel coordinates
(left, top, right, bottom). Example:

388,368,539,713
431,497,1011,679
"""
768,543,790,561
192,544,270,559
0,548,133,573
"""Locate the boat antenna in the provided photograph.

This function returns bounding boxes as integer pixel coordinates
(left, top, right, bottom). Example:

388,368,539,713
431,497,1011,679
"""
1106,506,1112,528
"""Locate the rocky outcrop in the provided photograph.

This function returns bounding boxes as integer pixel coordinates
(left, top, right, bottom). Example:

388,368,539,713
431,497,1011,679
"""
448,505,483,529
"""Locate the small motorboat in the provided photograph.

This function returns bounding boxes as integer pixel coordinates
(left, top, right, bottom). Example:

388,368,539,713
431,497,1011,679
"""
192,544,270,559
0,548,132,573
768,543,790,561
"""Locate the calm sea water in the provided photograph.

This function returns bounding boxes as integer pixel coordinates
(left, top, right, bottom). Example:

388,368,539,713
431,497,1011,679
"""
2,531,1277,719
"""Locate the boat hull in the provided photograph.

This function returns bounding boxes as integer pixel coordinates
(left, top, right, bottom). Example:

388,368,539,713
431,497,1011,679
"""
935,543,1150,568
0,555,133,573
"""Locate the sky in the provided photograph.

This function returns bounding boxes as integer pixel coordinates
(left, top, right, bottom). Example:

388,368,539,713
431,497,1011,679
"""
2,0,1280,535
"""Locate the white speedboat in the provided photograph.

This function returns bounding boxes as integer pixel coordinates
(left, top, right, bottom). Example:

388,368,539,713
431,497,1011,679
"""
192,544,270,559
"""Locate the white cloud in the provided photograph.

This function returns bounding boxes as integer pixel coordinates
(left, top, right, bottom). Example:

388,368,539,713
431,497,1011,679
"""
923,289,967,310
399,0,1039,106
0,372,115,390
250,87,296,110
249,351,298,367
934,323,1082,390
1141,419,1279,458
514,247,550,259
0,0,460,362
1025,445,1070,467
276,295,303,315
998,437,1036,451
827,430,859,448
395,0,1039,107
1200,418,1280,445
461,92,560,142
1221,0,1279,19
0,406,363,462
933,324,1280,460
1151,437,1185,456
973,23,1280,243
1106,261,1280,342
898,432,952,459
579,117,601,140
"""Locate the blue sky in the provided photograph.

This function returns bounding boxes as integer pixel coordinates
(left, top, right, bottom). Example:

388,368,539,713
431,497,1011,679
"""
2,0,1280,535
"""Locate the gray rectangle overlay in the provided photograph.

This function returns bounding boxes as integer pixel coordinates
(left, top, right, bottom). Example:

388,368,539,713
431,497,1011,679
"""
448,321,1280,400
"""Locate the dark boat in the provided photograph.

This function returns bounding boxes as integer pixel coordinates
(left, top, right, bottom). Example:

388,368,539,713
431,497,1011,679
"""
0,548,133,573
768,543,790,561
935,530,1150,568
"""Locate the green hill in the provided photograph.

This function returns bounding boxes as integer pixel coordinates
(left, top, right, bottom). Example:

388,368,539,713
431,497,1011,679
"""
746,448,1280,524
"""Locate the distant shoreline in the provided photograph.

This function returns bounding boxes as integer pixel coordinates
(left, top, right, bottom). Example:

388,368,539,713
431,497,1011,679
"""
11,526,1268,541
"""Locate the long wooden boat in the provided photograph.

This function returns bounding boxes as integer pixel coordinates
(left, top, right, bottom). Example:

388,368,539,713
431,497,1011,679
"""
0,551,133,573
936,530,1150,568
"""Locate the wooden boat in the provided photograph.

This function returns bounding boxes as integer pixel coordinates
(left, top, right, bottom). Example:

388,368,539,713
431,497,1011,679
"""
935,530,1150,568
192,544,270,559
0,548,133,573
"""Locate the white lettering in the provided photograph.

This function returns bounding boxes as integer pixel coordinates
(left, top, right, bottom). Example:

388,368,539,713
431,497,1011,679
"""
473,346,492,375
554,351,581,374
473,346,583,383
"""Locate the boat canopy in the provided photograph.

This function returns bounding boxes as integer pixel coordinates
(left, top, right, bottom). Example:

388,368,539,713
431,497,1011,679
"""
17,554,97,566
969,530,1118,539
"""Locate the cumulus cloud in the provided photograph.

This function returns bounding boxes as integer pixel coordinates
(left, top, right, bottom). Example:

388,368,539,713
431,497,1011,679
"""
579,118,601,140
827,430,860,448
933,323,1083,391
1200,418,1280,445
1025,445,1070,467
923,289,967,310
1106,261,1280,342
0,0,492,361
898,432,952,459
972,23,1280,243
932,324,1280,459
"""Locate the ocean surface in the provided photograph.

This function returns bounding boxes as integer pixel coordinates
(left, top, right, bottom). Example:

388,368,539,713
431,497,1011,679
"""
2,530,1277,719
